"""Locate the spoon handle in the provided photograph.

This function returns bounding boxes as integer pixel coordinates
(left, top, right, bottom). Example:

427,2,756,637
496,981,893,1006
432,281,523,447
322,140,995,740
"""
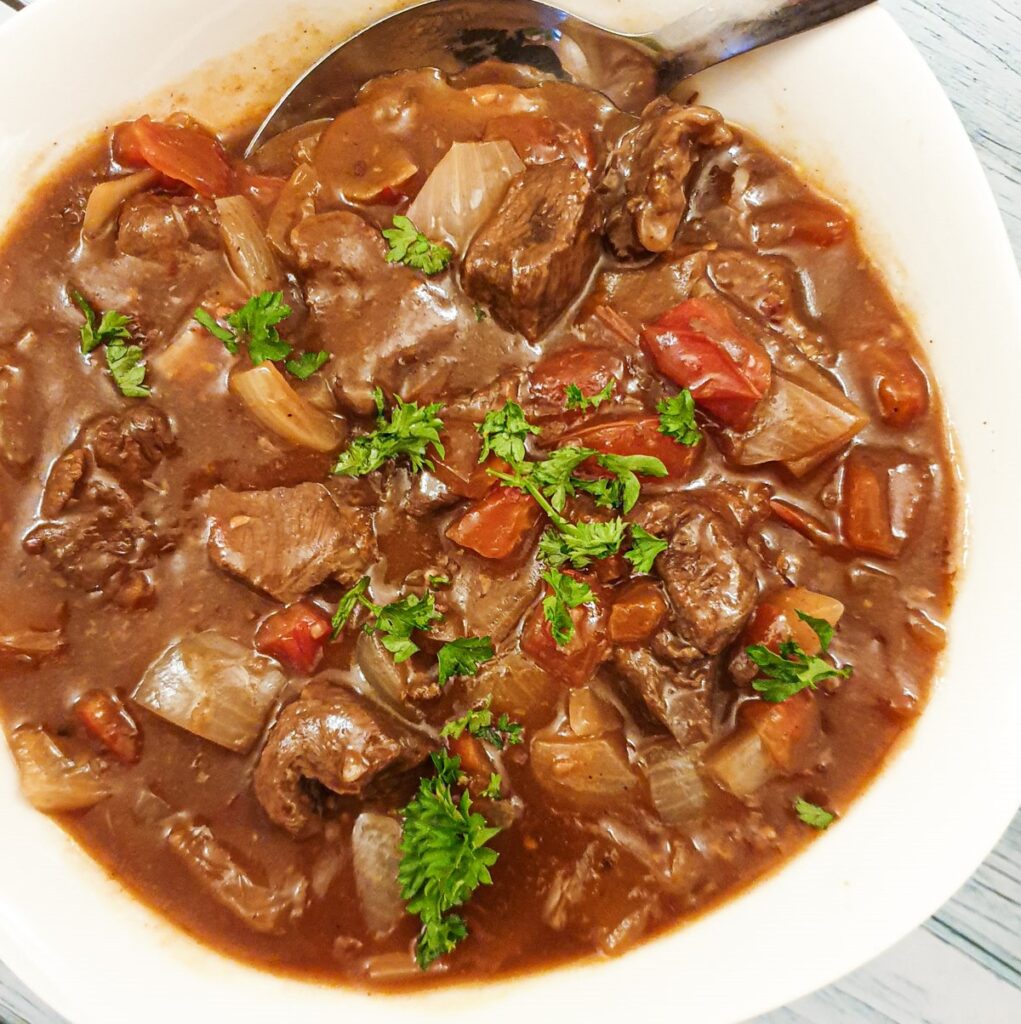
654,0,875,88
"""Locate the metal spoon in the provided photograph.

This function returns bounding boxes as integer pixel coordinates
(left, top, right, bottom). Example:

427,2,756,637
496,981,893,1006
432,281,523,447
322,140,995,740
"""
247,0,874,154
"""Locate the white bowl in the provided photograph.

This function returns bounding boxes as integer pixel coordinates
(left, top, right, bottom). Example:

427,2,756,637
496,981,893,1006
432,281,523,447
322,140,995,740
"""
1,2,1019,1022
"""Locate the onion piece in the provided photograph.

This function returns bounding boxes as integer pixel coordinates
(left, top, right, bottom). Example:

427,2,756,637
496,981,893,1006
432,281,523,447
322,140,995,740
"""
167,821,307,933
132,631,286,752
231,363,345,453
9,727,112,812
352,813,405,938
249,118,332,175
82,168,159,238
215,195,283,294
568,687,623,737
468,650,556,723
406,140,524,251
704,729,777,799
531,735,638,806
0,628,65,661
642,742,708,824
354,633,411,716
266,162,318,259
152,323,229,383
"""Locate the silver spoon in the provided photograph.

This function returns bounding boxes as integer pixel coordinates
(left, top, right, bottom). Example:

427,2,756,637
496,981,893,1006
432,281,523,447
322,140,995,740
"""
247,0,874,155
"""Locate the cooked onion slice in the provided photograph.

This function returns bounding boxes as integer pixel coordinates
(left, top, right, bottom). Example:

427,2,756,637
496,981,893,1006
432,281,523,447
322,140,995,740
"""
642,742,708,824
168,821,307,933
215,195,283,294
266,162,318,258
352,813,405,938
231,363,345,453
531,735,638,806
82,168,159,238
406,140,524,251
132,631,286,752
9,726,112,812
704,730,777,799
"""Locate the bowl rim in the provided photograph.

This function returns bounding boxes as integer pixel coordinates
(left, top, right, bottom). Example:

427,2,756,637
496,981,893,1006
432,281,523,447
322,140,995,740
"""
0,2,1020,1022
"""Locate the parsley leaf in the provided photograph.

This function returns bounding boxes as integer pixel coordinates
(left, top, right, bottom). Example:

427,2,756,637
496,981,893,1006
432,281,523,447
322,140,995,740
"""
382,215,452,275
193,307,238,352
658,390,702,447
331,576,371,638
794,798,835,830
480,773,503,800
476,401,541,466
625,523,668,574
197,291,292,363
473,304,488,323
748,612,852,703
565,378,615,412
70,290,148,397
528,445,597,511
437,636,495,686
440,698,523,749
542,568,594,646
538,518,627,569
576,453,667,513
284,350,330,380
370,592,443,662
332,389,445,477
428,574,451,588
399,749,500,969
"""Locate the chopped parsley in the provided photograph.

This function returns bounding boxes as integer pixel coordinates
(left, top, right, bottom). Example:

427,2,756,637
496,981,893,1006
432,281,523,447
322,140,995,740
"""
194,292,328,379
748,611,853,703
330,577,441,662
428,574,451,588
657,389,702,447
399,749,500,968
332,387,445,477
565,378,615,412
437,636,495,686
625,523,668,574
476,400,541,466
71,290,150,398
794,798,835,830
527,445,597,511
576,453,667,513
440,698,523,750
537,518,627,569
480,773,503,800
473,304,488,323
383,215,452,275
542,568,594,646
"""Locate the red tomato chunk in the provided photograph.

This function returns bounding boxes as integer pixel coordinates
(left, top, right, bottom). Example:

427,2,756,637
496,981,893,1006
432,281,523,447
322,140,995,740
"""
255,601,333,674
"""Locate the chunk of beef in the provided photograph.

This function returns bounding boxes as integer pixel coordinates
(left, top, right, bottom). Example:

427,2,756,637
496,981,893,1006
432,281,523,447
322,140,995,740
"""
254,678,431,835
84,406,175,489
612,640,714,745
463,160,601,341
632,493,759,655
601,99,733,258
449,552,544,645
116,193,219,258
206,482,375,603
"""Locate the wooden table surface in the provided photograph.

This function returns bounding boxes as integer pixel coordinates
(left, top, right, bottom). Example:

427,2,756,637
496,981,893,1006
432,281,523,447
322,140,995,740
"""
0,0,1018,1021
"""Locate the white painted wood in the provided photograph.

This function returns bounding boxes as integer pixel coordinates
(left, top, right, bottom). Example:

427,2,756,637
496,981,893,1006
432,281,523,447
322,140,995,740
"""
0,0,1017,1021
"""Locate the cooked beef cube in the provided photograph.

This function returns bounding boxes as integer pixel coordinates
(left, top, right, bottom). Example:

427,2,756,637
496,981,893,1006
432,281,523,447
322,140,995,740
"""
254,679,431,835
463,160,601,341
84,407,175,488
206,482,375,603
631,493,759,655
116,193,219,258
612,639,714,745
601,99,732,258
41,449,88,518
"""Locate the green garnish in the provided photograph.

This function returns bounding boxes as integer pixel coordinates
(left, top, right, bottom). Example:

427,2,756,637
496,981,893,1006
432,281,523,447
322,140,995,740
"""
399,749,500,968
383,215,452,275
332,387,445,477
657,390,702,447
473,304,488,323
70,290,149,398
537,518,627,569
576,453,667,513
437,636,495,686
541,567,595,646
476,400,541,466
194,292,328,379
440,698,523,750
480,773,503,800
331,577,442,662
748,611,852,703
527,445,597,511
428,574,451,588
565,379,615,412
794,798,835,830
625,523,668,574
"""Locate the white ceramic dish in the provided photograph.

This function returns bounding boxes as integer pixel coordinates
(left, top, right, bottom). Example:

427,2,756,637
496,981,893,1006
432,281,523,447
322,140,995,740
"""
1,2,1019,1022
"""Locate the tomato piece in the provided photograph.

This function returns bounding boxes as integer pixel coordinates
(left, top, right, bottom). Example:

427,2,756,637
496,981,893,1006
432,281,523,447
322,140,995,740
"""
527,344,624,417
750,200,849,248
870,345,929,428
641,298,772,429
840,455,898,558
235,168,288,208
447,733,489,777
768,498,835,547
75,689,142,765
521,573,609,687
432,418,510,499
560,416,701,481
742,691,820,771
484,114,593,170
114,116,234,197
743,586,845,656
255,601,332,674
446,486,541,559
608,580,668,643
